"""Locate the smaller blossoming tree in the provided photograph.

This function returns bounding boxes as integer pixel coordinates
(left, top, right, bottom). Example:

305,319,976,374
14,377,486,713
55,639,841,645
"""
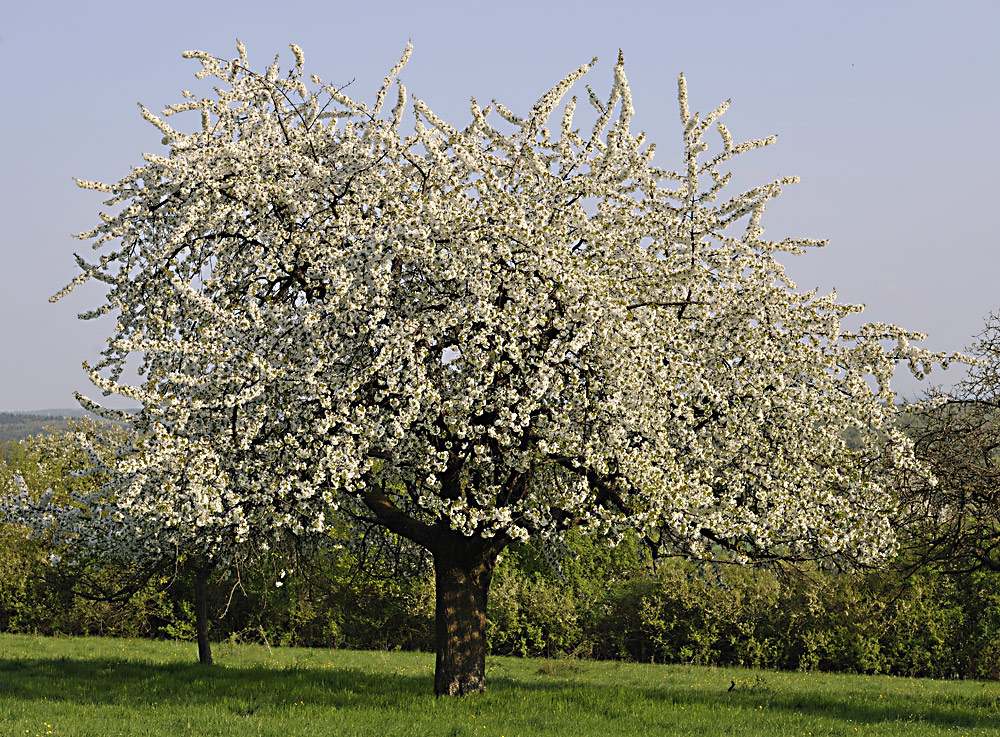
0,421,166,591
55,42,954,694
0,418,289,665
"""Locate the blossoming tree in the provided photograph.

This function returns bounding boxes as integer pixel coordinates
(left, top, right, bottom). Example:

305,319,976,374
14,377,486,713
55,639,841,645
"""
58,42,952,694
0,421,166,607
0,419,247,665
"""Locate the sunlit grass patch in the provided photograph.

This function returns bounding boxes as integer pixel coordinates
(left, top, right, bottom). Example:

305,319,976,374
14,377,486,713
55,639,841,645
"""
0,634,997,736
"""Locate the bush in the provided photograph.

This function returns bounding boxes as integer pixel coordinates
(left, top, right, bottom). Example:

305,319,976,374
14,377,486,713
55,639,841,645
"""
6,435,1000,681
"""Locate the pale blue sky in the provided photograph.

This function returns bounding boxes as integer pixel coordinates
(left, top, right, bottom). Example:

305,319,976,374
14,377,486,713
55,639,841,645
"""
1,0,997,410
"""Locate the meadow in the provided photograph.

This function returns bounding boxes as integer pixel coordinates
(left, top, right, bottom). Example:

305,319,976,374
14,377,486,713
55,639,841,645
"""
0,634,997,736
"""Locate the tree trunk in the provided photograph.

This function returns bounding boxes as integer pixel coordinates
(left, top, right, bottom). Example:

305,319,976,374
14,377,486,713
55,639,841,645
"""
194,562,213,666
356,481,509,695
433,542,500,696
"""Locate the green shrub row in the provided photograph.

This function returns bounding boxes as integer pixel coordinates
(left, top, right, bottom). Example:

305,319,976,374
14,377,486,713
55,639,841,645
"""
2,522,1000,680
488,547,1000,680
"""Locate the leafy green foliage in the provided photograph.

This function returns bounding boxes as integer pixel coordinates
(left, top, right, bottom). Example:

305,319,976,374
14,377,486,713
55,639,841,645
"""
5,424,1000,681
5,504,1000,679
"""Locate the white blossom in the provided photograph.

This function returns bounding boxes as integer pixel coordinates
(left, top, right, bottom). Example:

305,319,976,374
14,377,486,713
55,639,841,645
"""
39,42,966,574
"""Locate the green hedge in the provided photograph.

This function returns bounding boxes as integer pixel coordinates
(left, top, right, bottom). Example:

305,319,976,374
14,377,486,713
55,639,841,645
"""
484,541,1000,680
3,519,1000,679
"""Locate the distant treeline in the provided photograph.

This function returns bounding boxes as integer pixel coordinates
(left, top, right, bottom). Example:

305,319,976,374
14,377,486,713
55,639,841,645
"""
0,410,121,444
0,413,79,443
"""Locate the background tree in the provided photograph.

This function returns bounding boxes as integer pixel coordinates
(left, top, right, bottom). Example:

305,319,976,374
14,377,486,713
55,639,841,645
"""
0,413,79,442
56,42,954,694
896,312,1000,573
0,423,180,636
0,420,159,594
0,419,289,665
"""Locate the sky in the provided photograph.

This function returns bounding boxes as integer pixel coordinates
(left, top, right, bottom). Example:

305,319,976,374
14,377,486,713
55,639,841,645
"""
1,0,997,411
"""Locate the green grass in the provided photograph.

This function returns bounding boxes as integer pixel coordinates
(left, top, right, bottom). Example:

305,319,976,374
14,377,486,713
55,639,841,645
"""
1,634,997,736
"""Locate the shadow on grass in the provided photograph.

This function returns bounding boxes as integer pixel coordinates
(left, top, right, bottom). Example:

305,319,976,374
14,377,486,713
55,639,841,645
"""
0,654,995,732
0,655,431,711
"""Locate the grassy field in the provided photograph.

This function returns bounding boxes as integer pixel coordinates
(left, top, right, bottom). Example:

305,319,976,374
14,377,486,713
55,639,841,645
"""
0,634,997,736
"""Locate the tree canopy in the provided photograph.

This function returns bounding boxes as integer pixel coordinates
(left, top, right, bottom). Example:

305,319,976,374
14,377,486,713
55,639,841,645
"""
53,42,954,693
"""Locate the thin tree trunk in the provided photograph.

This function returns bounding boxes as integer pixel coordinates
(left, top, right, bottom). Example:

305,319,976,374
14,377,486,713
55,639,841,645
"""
194,562,213,666
432,543,500,696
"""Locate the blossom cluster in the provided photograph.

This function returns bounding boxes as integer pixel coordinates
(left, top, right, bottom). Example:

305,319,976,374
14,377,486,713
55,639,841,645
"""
41,43,961,567
0,421,176,573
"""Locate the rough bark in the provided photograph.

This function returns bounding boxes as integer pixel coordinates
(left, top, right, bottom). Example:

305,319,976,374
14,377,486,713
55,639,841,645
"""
194,562,213,666
432,539,502,696
358,480,509,695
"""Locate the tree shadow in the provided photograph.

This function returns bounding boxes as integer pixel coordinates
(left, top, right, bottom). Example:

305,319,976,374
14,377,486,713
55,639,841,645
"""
0,655,431,710
0,654,995,733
